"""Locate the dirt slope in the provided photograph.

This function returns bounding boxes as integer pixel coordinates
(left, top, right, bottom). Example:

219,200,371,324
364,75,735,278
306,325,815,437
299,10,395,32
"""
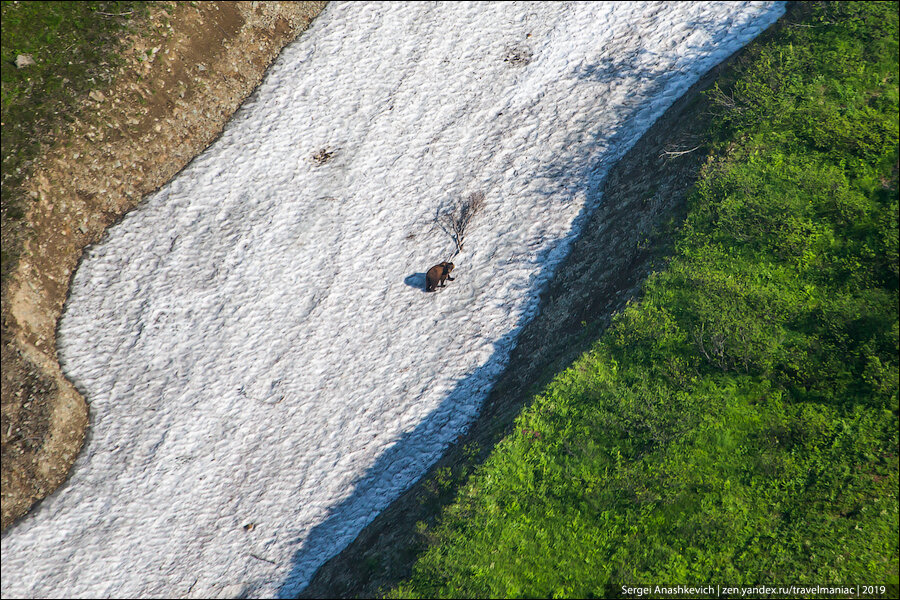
1,0,326,532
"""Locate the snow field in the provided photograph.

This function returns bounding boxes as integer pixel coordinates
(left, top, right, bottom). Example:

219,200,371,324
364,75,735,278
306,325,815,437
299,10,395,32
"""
1,2,785,598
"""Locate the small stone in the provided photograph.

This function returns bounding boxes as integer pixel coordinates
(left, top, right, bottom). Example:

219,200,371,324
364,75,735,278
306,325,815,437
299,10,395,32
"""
89,90,106,103
15,54,36,69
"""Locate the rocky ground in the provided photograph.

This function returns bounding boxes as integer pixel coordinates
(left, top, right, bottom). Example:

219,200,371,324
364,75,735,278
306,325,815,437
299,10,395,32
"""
1,0,326,531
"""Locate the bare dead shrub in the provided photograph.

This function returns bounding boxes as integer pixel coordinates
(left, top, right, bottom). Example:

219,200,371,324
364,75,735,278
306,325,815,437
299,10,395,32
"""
436,191,486,256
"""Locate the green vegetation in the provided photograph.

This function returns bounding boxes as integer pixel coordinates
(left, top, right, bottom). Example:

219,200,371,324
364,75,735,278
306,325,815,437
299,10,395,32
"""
393,3,899,597
1,0,149,277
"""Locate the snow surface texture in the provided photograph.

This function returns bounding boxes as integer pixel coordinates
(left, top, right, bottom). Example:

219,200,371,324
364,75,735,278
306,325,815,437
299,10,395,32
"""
2,2,785,598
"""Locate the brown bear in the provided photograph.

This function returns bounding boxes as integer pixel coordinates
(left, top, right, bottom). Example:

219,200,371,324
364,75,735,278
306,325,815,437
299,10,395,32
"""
425,262,455,292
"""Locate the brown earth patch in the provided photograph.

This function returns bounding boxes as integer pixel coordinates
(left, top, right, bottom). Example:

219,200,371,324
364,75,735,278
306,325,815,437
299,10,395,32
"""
1,0,326,531
299,9,792,598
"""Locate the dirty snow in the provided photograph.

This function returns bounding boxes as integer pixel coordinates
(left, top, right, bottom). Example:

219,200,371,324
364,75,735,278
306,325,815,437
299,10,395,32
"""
1,2,785,598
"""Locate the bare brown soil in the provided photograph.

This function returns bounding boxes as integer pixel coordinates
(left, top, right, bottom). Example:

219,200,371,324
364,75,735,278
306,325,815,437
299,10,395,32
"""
1,0,326,531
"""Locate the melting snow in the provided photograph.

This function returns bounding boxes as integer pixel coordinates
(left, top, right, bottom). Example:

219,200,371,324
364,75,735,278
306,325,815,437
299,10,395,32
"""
1,2,785,598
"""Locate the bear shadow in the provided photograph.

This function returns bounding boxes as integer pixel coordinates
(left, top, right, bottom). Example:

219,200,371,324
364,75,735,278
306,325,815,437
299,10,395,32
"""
403,272,427,292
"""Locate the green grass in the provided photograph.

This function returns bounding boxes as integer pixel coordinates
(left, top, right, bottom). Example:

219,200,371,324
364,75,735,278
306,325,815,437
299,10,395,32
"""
392,3,899,597
1,0,150,278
